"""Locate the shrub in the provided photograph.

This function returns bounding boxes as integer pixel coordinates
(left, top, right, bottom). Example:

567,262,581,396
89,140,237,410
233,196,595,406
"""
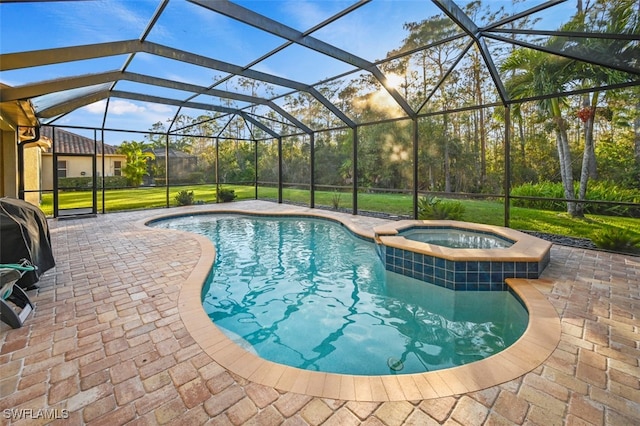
175,190,195,206
102,176,129,188
510,182,565,211
511,181,640,216
417,196,465,220
218,188,237,203
58,177,92,190
591,228,640,254
58,176,129,189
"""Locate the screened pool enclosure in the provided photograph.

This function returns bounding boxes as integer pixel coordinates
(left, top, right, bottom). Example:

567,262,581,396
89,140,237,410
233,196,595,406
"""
1,0,639,229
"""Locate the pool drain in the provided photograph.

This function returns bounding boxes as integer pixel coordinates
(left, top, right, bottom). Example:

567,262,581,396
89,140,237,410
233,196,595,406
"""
387,357,404,371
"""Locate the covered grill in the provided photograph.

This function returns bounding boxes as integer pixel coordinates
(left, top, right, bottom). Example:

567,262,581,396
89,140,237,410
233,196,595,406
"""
0,197,55,289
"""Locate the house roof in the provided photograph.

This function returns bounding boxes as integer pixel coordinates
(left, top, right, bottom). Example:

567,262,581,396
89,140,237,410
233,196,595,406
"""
41,126,119,155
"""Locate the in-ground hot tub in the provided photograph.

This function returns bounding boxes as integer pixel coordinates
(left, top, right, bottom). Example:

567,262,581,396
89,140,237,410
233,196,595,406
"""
400,227,515,249
374,220,552,291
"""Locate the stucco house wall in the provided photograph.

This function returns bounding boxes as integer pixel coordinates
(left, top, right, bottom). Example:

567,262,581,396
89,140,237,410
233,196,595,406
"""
41,154,126,190
22,142,48,205
39,126,126,191
0,129,18,198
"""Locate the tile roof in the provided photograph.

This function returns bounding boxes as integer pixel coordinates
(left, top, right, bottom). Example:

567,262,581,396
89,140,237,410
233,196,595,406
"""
40,126,119,155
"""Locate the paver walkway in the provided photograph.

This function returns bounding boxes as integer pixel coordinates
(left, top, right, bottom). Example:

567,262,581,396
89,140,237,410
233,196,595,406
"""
1,200,638,425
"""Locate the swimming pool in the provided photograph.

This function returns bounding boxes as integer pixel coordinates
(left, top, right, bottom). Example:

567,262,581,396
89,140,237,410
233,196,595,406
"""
151,214,528,376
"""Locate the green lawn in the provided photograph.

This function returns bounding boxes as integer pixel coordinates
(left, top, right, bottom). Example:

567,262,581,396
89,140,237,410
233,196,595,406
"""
40,184,639,245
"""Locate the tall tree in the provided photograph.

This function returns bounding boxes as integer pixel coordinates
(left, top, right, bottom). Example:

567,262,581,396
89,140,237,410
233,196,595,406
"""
460,1,503,190
566,0,639,215
394,13,466,192
145,121,167,149
501,49,577,215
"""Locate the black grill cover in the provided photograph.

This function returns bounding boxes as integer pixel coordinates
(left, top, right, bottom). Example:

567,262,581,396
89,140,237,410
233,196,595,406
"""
0,198,55,289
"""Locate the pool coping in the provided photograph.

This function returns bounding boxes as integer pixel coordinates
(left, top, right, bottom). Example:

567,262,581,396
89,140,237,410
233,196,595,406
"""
374,219,553,291
140,208,562,402
374,219,553,262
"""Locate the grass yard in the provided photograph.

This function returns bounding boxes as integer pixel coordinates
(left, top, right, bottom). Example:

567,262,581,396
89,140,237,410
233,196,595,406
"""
40,184,639,245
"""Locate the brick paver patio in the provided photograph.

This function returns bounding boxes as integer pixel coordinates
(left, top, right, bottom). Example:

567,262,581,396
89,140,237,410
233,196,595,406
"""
1,200,638,425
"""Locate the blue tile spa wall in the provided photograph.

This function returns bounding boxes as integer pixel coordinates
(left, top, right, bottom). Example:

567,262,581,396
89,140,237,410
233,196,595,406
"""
377,243,550,291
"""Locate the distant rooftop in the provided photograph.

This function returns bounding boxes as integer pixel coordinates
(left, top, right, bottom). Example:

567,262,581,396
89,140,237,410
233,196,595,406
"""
40,126,119,155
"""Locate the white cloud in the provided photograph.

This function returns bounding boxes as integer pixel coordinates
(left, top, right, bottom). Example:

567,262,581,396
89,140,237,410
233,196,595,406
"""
147,104,173,114
47,0,153,44
109,100,147,115
84,100,108,114
82,99,146,115
282,0,329,29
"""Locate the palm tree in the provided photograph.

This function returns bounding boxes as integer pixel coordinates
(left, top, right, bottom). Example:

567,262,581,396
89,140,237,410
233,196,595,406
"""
501,49,577,215
503,0,639,217
117,141,154,187
563,0,639,215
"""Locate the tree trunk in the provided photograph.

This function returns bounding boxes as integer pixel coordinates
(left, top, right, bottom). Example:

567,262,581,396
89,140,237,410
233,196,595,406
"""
443,114,451,192
584,93,598,179
552,103,576,216
428,165,434,190
576,94,599,216
474,61,486,188
518,115,526,165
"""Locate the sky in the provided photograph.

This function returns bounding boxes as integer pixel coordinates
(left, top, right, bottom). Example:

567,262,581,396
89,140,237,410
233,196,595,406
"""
0,0,574,145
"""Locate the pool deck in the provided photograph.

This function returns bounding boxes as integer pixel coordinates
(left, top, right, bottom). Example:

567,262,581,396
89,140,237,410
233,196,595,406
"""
1,200,639,425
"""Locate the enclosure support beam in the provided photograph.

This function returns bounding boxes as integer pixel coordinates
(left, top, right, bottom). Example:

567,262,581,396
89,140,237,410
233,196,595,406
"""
165,132,170,208
215,138,220,203
192,0,412,119
92,130,97,215
52,131,58,217
352,127,358,215
278,137,283,204
254,140,258,200
413,119,419,220
504,106,511,227
100,129,106,214
433,0,508,104
310,133,315,209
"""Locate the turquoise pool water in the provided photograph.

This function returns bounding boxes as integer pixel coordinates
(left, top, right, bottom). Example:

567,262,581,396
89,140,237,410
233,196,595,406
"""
151,214,528,375
400,227,514,249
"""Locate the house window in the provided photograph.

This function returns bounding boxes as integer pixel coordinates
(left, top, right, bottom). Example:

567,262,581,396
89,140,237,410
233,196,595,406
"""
57,160,67,178
114,161,122,176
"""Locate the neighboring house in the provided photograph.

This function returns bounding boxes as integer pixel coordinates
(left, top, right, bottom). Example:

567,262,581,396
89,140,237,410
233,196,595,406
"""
40,126,127,190
144,147,198,184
